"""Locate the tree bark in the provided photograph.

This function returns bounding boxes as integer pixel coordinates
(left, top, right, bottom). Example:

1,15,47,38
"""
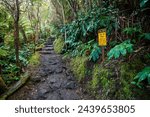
35,3,40,42
14,0,20,68
0,64,2,75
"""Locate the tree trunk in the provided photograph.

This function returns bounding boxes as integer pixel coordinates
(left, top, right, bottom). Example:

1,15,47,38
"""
35,3,40,42
0,64,2,75
14,0,20,68
14,20,20,67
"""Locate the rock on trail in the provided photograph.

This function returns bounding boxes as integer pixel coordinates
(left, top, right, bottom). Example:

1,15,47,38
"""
8,39,90,100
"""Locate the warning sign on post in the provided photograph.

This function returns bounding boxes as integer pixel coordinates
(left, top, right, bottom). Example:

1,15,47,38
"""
98,29,107,46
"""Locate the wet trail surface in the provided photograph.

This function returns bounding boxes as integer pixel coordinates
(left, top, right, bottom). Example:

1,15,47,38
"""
8,40,91,100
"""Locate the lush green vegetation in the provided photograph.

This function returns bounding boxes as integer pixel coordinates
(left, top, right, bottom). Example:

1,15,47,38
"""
0,0,150,99
52,0,150,99
0,0,51,94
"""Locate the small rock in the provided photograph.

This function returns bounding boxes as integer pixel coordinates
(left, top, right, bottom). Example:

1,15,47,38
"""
67,76,74,81
65,81,76,89
60,89,80,100
48,77,57,84
55,68,63,73
38,89,49,99
65,70,70,76
49,70,54,74
49,61,57,65
46,92,61,100
49,82,62,90
31,76,41,83
37,83,52,97
40,72,48,77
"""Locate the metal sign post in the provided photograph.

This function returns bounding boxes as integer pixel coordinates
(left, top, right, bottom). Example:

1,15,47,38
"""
98,29,107,62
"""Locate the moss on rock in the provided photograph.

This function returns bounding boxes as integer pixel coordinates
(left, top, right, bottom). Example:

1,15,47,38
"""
53,38,64,54
35,44,44,51
87,58,148,99
91,65,110,89
29,52,40,66
70,56,88,82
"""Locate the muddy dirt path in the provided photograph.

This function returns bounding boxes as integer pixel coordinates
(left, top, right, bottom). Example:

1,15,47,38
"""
8,40,91,100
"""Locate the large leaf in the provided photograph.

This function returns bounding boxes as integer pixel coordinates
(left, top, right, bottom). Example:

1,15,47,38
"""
140,0,150,8
133,67,150,88
140,33,150,40
107,40,133,60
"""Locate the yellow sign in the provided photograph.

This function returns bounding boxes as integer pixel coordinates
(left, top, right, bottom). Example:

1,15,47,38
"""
98,29,107,46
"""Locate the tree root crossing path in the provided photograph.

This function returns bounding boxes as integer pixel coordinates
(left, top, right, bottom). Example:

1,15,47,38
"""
8,39,90,100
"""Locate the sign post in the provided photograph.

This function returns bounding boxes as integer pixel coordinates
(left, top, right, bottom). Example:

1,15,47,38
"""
98,29,107,62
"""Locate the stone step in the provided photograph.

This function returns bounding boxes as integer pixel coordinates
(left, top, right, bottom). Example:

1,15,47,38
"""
45,45,52,47
39,51,55,54
42,47,53,51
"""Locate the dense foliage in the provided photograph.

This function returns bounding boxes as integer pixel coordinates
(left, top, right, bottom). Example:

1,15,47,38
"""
0,0,150,99
55,0,150,93
0,0,51,92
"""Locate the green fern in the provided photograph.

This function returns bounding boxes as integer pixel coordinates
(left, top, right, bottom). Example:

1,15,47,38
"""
132,67,150,88
107,40,133,60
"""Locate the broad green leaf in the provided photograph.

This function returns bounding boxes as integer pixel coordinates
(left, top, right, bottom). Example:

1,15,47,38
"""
138,73,147,83
140,0,149,8
107,40,133,59
133,67,150,88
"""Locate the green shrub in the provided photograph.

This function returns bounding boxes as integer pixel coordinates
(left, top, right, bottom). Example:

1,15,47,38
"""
53,38,64,54
70,56,88,82
29,52,40,66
